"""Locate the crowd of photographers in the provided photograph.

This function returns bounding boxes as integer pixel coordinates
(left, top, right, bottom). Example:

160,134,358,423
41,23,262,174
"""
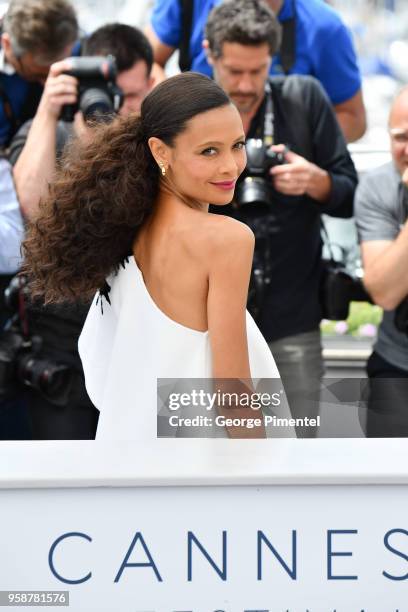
0,0,407,440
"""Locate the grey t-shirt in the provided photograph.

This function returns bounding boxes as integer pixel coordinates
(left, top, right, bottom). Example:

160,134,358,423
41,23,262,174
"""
355,161,408,371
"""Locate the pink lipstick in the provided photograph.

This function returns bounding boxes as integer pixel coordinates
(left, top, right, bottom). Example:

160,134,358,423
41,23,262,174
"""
210,179,237,191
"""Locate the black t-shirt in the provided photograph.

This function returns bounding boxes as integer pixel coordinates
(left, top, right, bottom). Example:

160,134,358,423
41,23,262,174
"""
211,76,358,342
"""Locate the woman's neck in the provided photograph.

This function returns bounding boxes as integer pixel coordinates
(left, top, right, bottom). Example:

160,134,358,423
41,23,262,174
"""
157,185,209,214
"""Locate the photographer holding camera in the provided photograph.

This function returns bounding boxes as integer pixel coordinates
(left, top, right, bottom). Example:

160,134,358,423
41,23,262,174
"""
0,0,78,148
0,0,79,337
11,24,154,219
355,87,408,437
1,24,154,439
146,0,366,143
206,0,358,435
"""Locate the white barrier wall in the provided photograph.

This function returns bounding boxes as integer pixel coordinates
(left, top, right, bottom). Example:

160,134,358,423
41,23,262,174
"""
1,439,408,611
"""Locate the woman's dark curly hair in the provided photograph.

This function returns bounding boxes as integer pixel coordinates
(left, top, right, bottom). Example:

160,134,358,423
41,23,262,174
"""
22,72,230,303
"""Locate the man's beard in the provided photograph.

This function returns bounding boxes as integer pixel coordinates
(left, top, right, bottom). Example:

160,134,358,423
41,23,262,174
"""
230,92,259,113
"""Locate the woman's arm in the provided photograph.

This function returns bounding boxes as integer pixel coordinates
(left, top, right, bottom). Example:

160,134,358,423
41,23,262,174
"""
207,218,254,379
206,217,265,438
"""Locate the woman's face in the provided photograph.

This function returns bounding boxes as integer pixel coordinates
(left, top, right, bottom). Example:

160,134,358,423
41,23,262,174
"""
166,104,247,206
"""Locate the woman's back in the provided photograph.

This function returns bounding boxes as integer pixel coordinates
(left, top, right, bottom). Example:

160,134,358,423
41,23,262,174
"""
133,203,213,333
79,199,285,439
78,250,287,440
78,252,214,439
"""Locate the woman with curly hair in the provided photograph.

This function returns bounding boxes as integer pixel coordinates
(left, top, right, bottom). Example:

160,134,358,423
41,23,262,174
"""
23,72,288,440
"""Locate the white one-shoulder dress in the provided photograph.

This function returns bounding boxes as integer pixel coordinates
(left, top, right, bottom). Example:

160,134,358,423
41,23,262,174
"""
78,256,294,440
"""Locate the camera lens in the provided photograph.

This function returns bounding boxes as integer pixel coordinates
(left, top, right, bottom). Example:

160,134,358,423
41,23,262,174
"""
79,88,114,122
17,355,73,402
235,177,274,207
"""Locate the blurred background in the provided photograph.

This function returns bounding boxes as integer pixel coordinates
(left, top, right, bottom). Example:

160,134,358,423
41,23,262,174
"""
1,0,406,373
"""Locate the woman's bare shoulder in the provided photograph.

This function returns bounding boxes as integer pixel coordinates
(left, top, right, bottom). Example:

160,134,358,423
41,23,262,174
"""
179,210,254,274
199,213,255,250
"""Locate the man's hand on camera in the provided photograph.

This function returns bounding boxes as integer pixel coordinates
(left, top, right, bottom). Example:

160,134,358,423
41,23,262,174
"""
37,60,78,120
269,144,331,202
269,145,315,195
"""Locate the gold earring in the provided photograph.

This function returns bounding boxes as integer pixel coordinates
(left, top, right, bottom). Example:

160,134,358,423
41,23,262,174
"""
159,163,166,177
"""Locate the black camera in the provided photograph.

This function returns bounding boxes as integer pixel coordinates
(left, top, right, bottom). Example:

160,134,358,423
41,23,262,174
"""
235,138,286,207
0,276,74,404
60,56,124,123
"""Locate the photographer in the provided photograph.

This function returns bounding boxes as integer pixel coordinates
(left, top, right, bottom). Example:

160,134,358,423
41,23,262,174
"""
0,0,78,338
2,24,154,440
11,23,154,218
206,0,358,436
0,0,78,148
355,87,408,437
145,0,366,142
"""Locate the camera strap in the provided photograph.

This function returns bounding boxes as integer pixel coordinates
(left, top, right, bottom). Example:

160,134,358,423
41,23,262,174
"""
17,282,30,339
178,0,195,72
263,81,275,147
280,0,297,75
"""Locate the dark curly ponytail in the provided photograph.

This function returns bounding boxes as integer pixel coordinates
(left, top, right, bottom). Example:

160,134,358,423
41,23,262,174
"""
23,115,157,302
23,72,231,303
